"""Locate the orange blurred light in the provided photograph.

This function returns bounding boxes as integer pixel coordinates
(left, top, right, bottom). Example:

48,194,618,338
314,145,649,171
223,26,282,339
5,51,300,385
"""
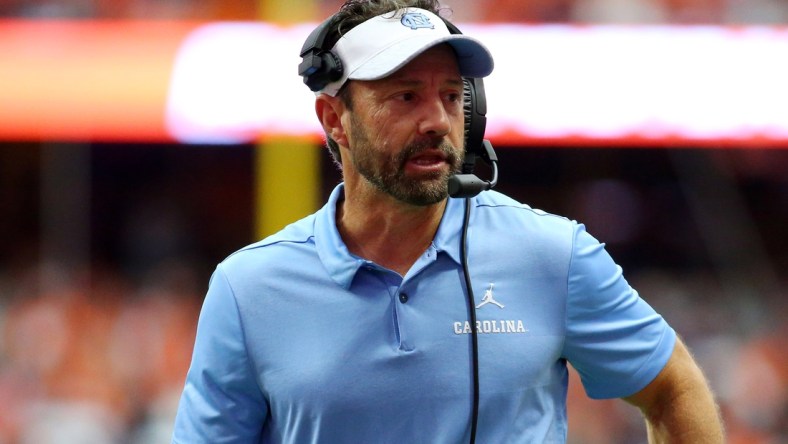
0,20,198,142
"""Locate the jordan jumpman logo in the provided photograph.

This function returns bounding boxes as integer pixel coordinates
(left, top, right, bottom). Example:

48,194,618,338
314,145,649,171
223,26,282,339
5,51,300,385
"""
476,283,504,309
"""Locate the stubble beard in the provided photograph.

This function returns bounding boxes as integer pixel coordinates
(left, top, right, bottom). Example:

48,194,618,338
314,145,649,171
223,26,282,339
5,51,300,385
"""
349,115,462,206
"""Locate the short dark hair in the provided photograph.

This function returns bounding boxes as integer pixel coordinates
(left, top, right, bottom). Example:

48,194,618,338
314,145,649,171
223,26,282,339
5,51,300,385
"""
333,0,443,38
322,0,449,169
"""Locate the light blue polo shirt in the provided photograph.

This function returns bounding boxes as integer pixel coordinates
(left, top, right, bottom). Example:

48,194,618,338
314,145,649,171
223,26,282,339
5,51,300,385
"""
173,184,675,444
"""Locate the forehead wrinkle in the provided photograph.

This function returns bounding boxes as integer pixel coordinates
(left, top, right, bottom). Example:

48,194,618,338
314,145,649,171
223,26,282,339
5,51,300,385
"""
383,75,464,89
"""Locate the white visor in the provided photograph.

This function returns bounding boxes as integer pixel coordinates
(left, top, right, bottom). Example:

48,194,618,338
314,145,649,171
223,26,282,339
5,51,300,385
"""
320,8,494,96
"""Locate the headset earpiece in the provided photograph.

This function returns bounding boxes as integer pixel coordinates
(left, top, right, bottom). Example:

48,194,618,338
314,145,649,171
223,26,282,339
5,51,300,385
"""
443,18,497,198
443,19,489,173
462,77,488,174
298,16,344,92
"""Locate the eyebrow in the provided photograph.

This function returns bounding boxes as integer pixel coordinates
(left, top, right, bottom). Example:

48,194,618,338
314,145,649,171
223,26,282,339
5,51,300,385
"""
386,77,465,89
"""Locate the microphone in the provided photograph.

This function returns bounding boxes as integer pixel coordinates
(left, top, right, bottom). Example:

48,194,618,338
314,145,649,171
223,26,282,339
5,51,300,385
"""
448,140,498,198
448,172,495,198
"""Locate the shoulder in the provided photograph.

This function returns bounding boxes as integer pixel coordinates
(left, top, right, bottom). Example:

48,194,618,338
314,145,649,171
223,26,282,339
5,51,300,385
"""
468,190,583,270
473,190,577,238
475,190,570,220
219,213,319,278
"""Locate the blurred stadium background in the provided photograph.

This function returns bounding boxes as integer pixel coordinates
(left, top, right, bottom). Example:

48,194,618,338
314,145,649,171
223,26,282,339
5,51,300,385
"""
0,0,786,443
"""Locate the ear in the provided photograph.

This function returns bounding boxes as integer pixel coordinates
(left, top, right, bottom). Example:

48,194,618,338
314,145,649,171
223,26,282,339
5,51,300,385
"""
315,94,349,148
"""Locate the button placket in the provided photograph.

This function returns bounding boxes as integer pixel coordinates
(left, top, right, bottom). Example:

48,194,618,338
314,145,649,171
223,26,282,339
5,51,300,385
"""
393,282,414,351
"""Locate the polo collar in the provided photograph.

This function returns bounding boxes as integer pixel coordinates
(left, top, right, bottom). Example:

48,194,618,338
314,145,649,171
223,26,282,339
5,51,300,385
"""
315,183,467,289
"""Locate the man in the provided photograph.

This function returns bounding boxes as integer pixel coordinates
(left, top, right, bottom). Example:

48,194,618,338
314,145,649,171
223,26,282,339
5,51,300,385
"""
172,1,724,442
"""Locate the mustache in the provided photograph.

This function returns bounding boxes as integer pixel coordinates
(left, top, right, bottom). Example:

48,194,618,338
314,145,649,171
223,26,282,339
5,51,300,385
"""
397,137,460,167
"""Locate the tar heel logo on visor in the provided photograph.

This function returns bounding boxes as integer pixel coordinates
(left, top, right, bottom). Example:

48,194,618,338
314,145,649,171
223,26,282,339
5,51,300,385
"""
453,283,529,335
400,12,435,30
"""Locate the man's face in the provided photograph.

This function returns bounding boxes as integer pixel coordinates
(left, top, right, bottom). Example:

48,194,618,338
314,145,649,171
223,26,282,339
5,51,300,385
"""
343,45,466,206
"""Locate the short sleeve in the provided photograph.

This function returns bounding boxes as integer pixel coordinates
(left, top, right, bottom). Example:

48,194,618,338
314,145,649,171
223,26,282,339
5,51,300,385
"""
562,223,676,399
172,265,267,443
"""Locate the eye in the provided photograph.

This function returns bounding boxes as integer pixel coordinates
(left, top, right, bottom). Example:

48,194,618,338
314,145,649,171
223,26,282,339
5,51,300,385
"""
446,92,461,103
398,91,416,102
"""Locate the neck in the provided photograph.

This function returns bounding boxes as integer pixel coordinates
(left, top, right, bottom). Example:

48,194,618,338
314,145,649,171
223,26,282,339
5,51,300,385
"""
337,188,446,276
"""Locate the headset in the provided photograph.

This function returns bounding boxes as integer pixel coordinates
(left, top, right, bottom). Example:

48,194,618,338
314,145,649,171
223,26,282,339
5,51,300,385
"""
299,11,499,444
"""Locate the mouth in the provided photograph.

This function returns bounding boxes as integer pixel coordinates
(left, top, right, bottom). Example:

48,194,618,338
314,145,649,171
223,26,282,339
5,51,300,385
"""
405,150,449,173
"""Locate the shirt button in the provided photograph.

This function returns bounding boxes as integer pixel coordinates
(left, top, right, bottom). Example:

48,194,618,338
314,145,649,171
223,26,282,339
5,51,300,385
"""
399,293,409,303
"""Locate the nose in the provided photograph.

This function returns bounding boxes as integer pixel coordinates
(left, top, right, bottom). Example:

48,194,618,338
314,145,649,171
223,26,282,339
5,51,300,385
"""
417,95,452,138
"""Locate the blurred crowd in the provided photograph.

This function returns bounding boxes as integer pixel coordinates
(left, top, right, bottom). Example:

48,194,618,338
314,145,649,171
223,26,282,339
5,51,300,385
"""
0,0,787,23
0,261,201,443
